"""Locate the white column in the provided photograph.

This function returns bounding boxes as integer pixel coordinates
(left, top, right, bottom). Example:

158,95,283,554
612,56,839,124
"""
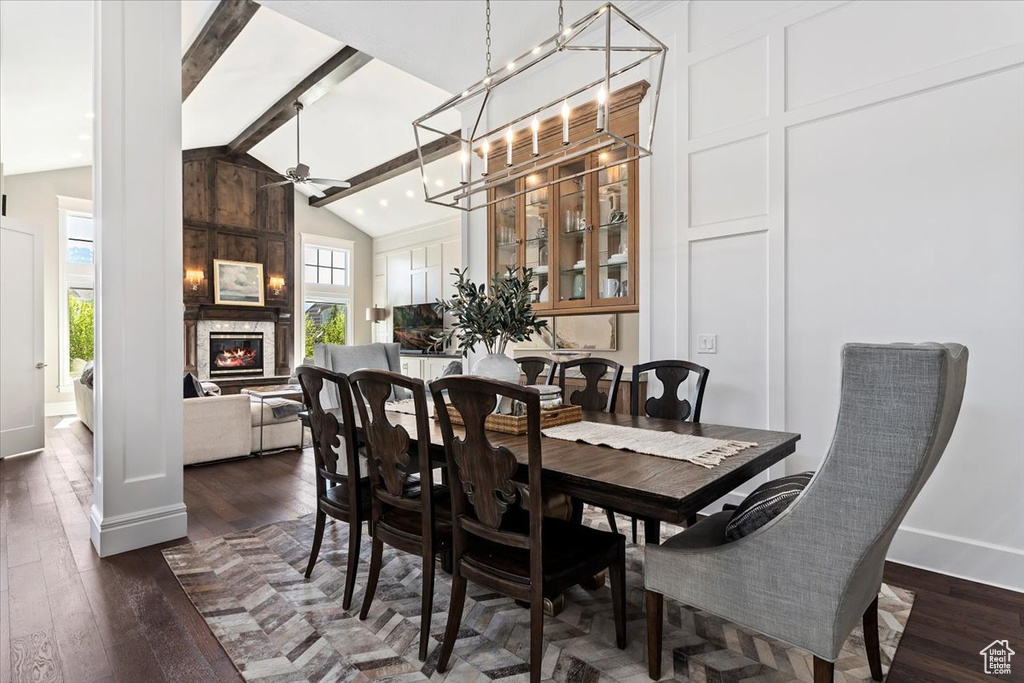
91,0,186,556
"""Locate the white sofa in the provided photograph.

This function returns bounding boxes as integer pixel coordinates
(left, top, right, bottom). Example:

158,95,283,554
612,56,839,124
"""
73,379,303,465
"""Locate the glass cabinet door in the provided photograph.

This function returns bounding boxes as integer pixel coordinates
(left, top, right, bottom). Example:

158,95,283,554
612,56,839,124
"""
594,144,632,303
522,174,552,309
557,159,590,305
490,180,519,281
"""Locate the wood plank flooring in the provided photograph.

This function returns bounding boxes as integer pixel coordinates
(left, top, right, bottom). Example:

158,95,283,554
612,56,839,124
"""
0,416,1021,683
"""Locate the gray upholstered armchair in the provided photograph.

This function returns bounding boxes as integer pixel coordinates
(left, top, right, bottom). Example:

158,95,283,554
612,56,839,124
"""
644,343,968,683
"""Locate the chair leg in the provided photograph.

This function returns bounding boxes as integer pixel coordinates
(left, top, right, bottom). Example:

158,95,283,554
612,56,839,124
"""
418,552,436,661
529,592,545,683
436,573,467,674
605,508,619,534
863,596,883,681
359,536,383,620
813,656,834,683
646,590,663,680
609,542,627,650
304,510,326,579
342,517,361,610
631,516,638,544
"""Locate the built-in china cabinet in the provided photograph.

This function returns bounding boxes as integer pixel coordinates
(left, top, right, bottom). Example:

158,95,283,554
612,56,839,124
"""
487,82,645,315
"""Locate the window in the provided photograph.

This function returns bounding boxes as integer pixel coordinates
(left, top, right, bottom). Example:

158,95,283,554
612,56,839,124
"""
299,235,354,360
304,245,349,286
58,197,95,391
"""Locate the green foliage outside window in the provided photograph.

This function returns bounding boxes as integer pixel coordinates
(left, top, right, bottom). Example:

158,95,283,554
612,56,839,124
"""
69,293,95,365
304,303,347,358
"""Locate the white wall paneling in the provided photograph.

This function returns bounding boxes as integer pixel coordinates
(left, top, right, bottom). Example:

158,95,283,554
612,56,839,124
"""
665,0,1024,589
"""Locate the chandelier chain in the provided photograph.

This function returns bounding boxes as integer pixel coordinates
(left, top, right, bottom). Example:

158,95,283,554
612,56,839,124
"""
558,0,564,35
485,0,492,78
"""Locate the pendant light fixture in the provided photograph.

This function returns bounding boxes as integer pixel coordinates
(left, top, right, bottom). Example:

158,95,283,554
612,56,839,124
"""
413,1,667,211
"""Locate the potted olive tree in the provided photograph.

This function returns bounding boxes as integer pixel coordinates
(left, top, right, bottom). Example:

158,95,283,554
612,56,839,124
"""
435,266,548,390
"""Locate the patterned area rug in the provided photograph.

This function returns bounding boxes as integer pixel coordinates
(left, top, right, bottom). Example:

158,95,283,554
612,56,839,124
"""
162,511,914,682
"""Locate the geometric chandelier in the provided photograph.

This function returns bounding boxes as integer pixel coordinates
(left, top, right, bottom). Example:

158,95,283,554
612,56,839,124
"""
412,1,667,211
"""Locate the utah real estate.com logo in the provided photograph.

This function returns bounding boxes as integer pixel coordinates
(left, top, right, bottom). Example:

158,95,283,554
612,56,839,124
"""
980,640,1014,676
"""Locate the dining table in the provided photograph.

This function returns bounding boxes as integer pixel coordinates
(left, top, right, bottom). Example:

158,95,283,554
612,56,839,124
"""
350,407,801,546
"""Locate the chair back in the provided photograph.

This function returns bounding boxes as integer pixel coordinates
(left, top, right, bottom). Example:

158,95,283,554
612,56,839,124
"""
630,360,710,422
515,356,557,385
559,358,624,412
350,369,437,525
296,365,362,503
431,377,544,575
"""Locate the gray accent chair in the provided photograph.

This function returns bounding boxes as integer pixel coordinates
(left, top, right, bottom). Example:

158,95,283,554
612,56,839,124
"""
644,343,968,683
311,342,408,408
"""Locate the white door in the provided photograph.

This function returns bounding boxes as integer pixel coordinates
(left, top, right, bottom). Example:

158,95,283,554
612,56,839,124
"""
0,217,45,457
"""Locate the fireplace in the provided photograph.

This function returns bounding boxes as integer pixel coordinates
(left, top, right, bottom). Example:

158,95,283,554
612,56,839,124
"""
209,332,264,377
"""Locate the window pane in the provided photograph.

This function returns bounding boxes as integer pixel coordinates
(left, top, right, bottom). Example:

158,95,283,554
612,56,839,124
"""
318,248,332,268
304,265,317,283
67,215,93,241
303,300,348,358
68,240,94,265
68,288,95,370
318,266,331,284
304,245,317,266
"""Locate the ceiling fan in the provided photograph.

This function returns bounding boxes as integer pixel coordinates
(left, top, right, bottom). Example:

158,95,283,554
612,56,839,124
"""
260,101,350,198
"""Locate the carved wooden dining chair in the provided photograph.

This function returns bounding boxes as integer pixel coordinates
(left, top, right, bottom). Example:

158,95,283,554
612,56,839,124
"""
349,369,452,661
295,365,368,610
622,360,711,541
515,355,558,385
430,376,627,683
558,357,625,532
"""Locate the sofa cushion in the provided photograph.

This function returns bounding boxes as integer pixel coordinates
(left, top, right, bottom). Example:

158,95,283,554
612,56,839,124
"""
723,471,814,542
250,397,304,426
183,372,204,399
80,361,95,389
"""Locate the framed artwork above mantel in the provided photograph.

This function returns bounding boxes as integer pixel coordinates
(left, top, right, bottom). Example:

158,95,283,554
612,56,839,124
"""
213,259,265,307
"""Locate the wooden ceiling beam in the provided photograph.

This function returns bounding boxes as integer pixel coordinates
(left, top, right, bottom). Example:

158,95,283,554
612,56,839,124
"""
182,0,260,102
227,46,373,156
309,132,460,208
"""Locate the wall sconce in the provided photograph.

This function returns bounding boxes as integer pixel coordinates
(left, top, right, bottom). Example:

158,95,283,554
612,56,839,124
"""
268,276,285,296
185,269,204,291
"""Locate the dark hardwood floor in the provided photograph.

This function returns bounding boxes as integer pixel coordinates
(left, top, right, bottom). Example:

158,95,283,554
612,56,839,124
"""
0,416,1020,683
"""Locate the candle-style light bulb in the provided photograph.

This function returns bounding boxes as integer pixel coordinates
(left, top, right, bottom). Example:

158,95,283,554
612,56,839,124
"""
506,127,514,167
481,139,490,176
561,100,570,145
460,147,469,185
596,87,607,131
531,117,539,156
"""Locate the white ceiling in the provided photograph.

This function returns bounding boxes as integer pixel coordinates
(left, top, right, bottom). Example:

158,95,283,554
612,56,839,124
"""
0,0,94,176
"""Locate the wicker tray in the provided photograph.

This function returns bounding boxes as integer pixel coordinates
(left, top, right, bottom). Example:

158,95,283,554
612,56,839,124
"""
445,404,582,435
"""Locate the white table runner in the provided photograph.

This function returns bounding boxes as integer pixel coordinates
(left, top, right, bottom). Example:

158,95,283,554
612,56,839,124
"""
385,399,434,417
542,421,756,468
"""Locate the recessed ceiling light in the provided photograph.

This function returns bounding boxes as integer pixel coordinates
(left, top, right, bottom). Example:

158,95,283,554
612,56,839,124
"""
507,62,516,71
532,46,541,54
435,179,445,188
405,190,415,198
355,208,364,215
379,199,388,207
78,134,91,141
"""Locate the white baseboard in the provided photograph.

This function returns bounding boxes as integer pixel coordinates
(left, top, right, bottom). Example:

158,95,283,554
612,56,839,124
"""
45,401,77,417
890,525,1024,593
89,502,188,557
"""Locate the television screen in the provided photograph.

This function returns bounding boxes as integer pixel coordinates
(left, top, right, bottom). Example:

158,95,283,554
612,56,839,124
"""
393,304,444,352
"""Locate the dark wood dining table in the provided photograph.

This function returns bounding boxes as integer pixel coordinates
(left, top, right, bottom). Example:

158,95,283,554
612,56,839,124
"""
352,408,801,545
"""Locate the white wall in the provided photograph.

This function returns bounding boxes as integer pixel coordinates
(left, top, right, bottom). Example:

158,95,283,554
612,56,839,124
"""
642,0,1024,590
2,166,92,412
372,219,462,345
294,190,374,348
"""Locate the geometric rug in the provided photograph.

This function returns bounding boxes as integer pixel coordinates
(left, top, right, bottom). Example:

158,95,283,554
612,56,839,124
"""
162,509,914,682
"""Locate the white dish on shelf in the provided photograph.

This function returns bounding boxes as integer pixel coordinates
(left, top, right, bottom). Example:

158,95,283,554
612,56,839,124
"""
607,254,628,265
573,260,587,270
533,265,549,275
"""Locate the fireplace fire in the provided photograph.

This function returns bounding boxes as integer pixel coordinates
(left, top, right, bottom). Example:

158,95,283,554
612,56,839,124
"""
209,332,264,377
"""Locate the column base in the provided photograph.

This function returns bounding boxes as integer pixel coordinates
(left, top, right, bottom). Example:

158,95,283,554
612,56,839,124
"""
90,502,188,557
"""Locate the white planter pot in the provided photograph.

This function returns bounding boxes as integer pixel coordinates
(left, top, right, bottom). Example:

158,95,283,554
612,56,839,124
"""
472,353,521,413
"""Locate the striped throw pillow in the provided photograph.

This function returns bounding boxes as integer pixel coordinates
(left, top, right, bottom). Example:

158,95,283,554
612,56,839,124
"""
724,472,814,542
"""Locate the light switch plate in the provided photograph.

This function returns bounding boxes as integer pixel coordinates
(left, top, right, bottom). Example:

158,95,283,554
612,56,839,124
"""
697,334,717,354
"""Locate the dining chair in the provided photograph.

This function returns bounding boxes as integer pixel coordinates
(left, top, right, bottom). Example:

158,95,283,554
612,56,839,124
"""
295,365,368,610
558,357,624,412
515,355,558,385
349,369,452,661
623,360,711,541
430,376,627,683
644,343,968,682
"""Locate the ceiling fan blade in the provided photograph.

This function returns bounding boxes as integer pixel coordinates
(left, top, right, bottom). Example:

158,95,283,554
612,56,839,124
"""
306,178,351,189
260,180,294,189
307,185,327,198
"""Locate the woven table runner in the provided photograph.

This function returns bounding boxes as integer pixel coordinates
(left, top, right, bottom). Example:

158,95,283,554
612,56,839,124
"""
542,421,757,468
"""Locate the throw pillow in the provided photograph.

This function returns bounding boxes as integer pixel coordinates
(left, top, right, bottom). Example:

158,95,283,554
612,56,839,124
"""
724,471,814,542
80,361,95,389
183,372,204,399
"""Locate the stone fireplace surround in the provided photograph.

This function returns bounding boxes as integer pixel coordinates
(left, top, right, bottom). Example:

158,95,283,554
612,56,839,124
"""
196,319,276,380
